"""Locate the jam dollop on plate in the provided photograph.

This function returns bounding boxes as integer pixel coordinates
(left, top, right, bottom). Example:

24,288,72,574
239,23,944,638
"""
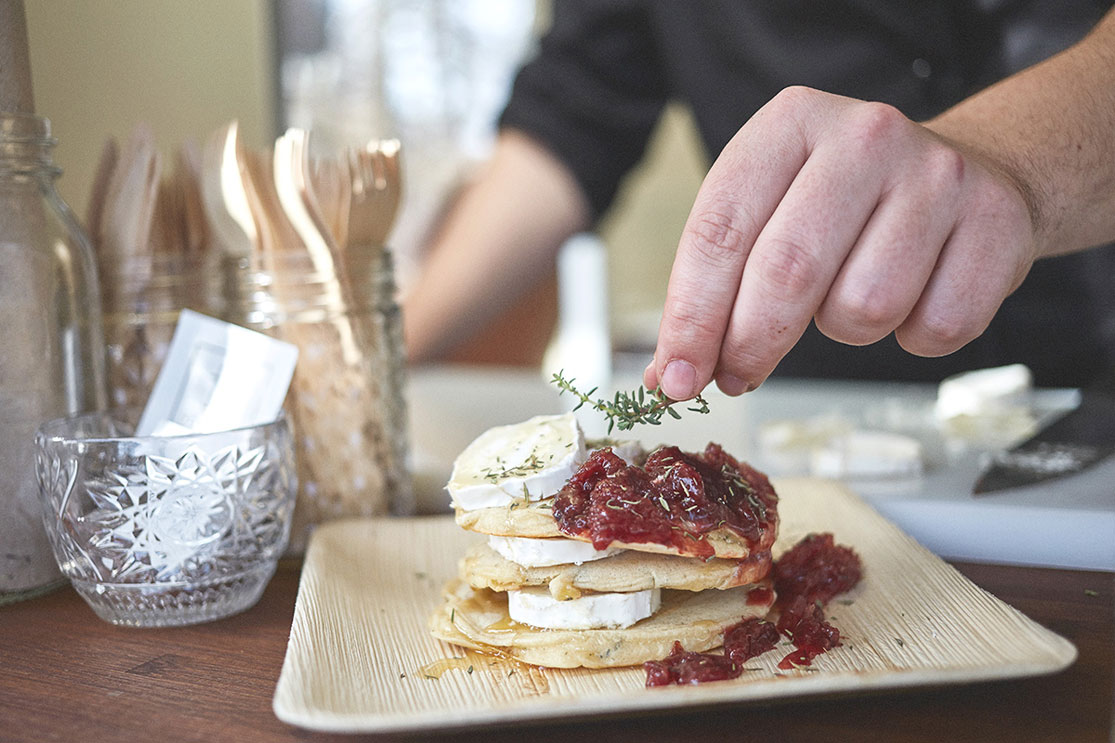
644,619,780,687
552,444,779,558
773,532,862,606
644,532,863,686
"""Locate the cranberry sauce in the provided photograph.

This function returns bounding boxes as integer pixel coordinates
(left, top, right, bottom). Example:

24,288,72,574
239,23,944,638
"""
724,618,781,667
645,641,741,687
644,619,780,687
644,532,863,686
773,532,862,606
552,444,779,557
773,532,862,668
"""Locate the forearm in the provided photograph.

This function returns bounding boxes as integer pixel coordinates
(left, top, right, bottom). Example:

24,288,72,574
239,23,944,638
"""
402,130,591,364
926,9,1115,256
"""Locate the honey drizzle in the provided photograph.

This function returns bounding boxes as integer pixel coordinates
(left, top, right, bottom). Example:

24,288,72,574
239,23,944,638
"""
419,646,549,695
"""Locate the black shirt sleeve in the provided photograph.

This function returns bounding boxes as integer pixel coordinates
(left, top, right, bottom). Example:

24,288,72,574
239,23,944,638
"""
498,0,669,220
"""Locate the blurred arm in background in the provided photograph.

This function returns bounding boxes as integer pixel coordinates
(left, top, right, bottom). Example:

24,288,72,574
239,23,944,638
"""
402,129,590,365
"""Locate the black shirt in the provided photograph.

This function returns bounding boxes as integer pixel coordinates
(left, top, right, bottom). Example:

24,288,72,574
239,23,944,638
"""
500,0,1115,387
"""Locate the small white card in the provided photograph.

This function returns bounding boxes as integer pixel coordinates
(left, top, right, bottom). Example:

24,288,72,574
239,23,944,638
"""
135,309,299,436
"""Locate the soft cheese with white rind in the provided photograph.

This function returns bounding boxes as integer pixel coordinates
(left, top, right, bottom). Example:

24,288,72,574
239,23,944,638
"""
487,535,622,568
809,429,923,479
934,363,1032,421
448,413,587,511
507,586,661,630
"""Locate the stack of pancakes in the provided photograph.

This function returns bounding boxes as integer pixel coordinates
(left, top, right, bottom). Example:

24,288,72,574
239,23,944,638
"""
428,413,780,669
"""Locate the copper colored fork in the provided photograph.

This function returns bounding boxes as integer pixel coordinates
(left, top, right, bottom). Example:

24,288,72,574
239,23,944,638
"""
345,139,401,249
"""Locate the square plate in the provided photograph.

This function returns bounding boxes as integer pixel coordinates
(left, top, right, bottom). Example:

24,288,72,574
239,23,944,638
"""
272,478,1076,733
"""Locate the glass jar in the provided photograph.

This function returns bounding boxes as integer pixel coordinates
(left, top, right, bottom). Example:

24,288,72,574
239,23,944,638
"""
215,246,412,554
0,112,107,603
101,253,209,411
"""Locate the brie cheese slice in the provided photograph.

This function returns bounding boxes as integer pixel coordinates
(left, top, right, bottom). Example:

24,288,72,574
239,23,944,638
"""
507,586,661,630
448,413,587,511
488,535,622,568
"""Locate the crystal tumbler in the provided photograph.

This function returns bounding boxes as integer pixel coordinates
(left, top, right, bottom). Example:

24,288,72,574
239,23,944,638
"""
34,412,296,627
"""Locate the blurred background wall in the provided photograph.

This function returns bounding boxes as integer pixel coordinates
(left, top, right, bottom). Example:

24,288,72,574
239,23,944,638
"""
23,0,706,358
24,0,278,218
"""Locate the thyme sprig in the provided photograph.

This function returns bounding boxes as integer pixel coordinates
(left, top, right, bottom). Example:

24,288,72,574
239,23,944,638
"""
551,370,710,434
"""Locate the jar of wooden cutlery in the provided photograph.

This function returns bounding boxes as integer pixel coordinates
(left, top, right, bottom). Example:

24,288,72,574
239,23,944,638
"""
216,245,411,555
0,112,107,603
99,254,209,411
86,126,212,414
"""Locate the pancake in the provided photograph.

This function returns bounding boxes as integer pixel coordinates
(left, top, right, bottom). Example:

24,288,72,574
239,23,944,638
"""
428,578,776,669
454,498,775,560
460,541,772,598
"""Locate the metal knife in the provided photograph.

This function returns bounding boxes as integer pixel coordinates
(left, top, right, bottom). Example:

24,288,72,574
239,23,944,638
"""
973,371,1115,495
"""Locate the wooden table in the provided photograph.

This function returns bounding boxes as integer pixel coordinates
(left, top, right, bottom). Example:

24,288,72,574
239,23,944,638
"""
1,555,1111,742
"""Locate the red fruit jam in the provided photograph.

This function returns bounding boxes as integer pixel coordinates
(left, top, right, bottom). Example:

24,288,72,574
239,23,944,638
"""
773,532,862,605
644,532,863,686
776,595,842,669
773,532,862,668
553,444,779,558
724,617,781,666
644,641,740,687
644,619,780,687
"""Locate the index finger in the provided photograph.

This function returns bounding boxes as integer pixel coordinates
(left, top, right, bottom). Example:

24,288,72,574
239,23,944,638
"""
648,91,814,399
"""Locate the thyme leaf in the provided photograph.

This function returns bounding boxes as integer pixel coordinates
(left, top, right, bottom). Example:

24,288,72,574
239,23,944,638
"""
551,370,710,434
482,452,546,482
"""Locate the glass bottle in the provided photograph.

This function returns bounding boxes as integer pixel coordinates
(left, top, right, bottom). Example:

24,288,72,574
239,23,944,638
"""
0,112,107,603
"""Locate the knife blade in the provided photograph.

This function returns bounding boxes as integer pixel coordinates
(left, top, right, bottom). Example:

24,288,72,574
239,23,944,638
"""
973,371,1115,495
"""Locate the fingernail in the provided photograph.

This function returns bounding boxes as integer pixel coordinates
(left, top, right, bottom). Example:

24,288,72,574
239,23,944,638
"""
717,374,750,396
660,360,697,400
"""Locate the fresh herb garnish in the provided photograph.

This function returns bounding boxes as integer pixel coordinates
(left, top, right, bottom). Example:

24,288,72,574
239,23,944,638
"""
482,452,546,482
552,370,710,434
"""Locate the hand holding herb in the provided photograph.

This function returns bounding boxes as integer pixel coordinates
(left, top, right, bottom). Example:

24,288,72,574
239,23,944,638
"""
551,370,710,434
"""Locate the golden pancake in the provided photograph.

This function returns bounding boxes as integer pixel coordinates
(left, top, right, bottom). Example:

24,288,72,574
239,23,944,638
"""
454,499,777,560
460,541,773,598
428,578,776,669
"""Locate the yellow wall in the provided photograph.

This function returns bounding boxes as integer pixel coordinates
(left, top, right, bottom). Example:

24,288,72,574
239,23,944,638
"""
24,0,277,219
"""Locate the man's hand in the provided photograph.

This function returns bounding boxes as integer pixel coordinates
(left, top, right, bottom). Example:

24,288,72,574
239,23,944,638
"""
644,86,1038,399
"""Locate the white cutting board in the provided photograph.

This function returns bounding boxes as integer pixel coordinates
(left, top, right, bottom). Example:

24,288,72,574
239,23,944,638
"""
407,365,1115,572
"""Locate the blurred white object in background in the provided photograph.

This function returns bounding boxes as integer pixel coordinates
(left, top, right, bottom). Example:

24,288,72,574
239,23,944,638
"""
757,415,853,475
934,364,1038,448
543,233,612,417
810,430,924,480
758,415,924,480
934,363,1033,420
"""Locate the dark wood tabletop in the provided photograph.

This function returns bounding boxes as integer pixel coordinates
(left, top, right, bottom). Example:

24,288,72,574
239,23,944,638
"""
1,555,1111,743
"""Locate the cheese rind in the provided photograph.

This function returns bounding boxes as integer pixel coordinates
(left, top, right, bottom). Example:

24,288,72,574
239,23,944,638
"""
487,535,622,568
507,586,661,630
447,413,586,511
